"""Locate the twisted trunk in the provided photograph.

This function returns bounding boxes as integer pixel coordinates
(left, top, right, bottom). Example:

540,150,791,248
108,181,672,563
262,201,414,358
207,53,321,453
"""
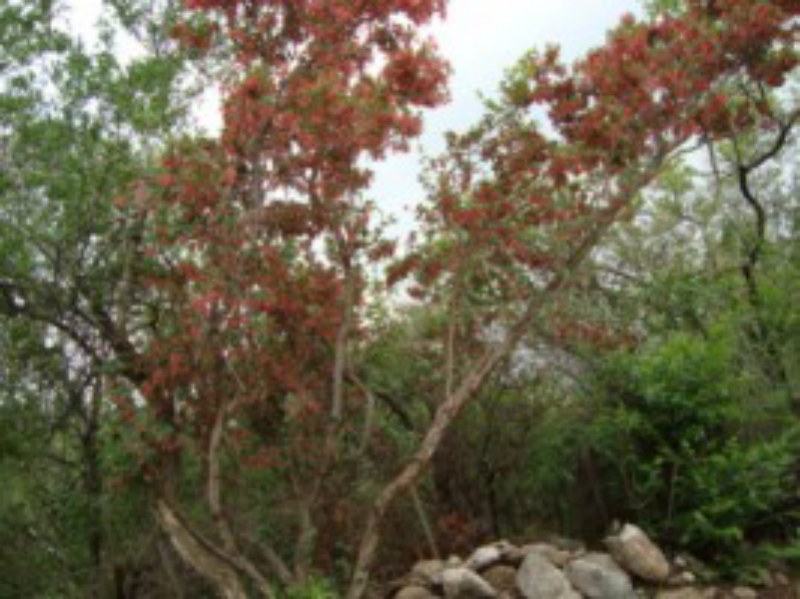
155,499,248,599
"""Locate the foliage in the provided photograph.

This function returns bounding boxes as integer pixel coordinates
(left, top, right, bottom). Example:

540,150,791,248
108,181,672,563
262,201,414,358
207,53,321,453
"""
385,0,798,577
0,0,199,595
596,331,799,563
283,577,337,599
0,0,798,595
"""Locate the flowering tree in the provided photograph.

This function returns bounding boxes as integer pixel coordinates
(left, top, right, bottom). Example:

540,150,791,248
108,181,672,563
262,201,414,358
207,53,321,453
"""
107,0,798,597
116,1,448,597
349,0,797,595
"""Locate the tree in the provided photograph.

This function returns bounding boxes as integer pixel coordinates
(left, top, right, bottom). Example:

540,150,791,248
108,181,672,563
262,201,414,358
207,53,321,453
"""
125,1,797,596
2,0,797,596
350,0,796,593
0,0,198,594
116,1,449,597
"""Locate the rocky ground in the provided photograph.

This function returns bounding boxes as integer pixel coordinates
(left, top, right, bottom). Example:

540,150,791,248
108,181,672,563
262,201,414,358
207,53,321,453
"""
383,524,797,598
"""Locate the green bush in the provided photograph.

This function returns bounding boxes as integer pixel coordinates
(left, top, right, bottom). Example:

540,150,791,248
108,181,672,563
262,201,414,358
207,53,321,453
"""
589,331,800,571
283,577,337,599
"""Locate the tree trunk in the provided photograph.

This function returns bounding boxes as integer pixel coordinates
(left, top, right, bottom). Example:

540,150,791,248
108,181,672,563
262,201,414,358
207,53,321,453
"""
207,402,276,598
155,499,249,599
82,383,105,598
346,328,523,599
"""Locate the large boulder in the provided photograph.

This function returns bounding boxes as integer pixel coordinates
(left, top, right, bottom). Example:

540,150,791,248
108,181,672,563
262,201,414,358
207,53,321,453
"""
439,567,497,598
604,523,670,582
564,552,635,599
515,551,580,599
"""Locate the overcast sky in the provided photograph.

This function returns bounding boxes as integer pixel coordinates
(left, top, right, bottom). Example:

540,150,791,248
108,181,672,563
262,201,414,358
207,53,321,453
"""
67,0,642,236
371,1,642,235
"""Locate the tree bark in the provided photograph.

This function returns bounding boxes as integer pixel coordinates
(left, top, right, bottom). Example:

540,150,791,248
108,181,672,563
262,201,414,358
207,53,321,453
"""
345,310,531,599
155,499,249,599
80,380,105,598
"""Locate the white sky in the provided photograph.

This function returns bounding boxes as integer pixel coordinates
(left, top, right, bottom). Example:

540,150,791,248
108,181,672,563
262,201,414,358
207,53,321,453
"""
66,0,642,236
372,1,643,235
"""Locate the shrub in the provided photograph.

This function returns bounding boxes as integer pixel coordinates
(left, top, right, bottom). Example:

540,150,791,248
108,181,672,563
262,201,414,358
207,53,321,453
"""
589,331,800,572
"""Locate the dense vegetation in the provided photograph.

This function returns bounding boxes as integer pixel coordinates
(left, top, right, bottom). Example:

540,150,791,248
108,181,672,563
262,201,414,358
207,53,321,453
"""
0,0,797,597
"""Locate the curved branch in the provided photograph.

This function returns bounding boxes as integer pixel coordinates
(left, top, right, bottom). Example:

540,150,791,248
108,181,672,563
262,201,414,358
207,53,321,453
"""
735,111,797,276
155,499,248,599
346,369,415,432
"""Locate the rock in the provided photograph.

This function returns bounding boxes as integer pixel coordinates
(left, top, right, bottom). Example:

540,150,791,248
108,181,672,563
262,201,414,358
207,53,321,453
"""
521,543,572,568
395,586,439,599
672,553,716,582
466,545,503,571
731,587,756,599
546,536,586,554
515,551,580,599
481,566,517,594
466,541,516,571
410,560,446,586
604,523,670,582
564,552,636,599
667,571,696,586
501,545,526,567
655,588,716,599
439,567,497,598
774,572,789,586
447,556,465,567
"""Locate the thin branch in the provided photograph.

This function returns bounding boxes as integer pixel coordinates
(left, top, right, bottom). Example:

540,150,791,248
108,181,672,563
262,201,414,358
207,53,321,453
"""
345,369,415,432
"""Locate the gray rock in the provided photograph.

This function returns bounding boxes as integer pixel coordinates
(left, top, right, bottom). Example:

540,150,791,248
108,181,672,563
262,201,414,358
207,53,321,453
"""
466,546,503,572
564,552,635,599
440,567,497,598
515,551,580,599
667,571,696,586
447,556,464,567
547,536,586,553
521,543,572,568
655,588,716,599
604,523,670,582
410,559,446,586
466,541,516,571
732,587,756,599
395,586,439,599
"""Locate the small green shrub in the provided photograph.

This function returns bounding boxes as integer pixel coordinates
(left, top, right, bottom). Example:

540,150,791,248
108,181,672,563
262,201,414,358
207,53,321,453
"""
283,577,337,599
589,331,800,573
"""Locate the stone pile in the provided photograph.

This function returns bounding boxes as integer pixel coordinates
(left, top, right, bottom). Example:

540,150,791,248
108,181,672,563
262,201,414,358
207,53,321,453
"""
385,523,776,599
